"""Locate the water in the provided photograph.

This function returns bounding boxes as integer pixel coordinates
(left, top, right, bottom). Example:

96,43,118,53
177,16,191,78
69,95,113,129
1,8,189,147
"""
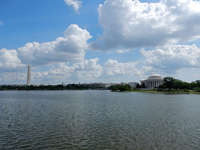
0,90,200,149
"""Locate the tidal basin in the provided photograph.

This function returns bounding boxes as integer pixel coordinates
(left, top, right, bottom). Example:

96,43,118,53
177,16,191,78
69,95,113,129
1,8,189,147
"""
0,90,200,149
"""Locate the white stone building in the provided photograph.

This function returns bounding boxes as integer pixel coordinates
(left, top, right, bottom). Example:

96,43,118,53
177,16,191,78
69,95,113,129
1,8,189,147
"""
141,74,163,88
128,82,139,88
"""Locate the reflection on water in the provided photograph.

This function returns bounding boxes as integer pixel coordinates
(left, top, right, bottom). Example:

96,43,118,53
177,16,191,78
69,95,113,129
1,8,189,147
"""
0,91,200,149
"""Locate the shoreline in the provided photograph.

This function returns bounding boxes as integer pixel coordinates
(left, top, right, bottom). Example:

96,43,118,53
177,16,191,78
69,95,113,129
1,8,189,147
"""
112,90,200,94
0,89,200,94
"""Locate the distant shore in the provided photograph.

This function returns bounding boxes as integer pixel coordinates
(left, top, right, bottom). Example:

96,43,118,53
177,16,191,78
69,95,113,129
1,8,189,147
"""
112,90,200,94
0,89,199,94
0,84,108,91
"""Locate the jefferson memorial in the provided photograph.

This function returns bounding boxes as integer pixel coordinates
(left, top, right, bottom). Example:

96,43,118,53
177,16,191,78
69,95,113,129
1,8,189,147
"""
140,74,163,88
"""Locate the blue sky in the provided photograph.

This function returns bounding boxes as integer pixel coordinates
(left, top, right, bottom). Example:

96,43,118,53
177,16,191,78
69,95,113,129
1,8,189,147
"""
1,0,200,85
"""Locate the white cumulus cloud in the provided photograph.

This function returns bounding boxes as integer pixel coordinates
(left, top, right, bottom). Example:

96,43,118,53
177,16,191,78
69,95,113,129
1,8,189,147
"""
90,0,200,50
73,57,103,78
140,44,200,73
117,49,130,53
0,72,26,83
104,59,137,76
64,0,82,13
0,48,25,71
47,57,103,81
0,24,91,73
18,24,91,66
30,58,140,83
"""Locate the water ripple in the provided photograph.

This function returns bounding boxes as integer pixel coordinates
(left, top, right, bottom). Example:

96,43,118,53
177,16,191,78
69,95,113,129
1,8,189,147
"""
0,91,200,149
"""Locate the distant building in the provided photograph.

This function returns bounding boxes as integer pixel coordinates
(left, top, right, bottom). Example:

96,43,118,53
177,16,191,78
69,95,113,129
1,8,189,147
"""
27,64,31,86
120,82,127,85
128,82,139,88
82,83,109,88
80,83,118,88
141,74,163,88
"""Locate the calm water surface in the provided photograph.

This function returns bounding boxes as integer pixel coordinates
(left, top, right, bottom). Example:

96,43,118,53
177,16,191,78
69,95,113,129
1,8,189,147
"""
0,90,200,149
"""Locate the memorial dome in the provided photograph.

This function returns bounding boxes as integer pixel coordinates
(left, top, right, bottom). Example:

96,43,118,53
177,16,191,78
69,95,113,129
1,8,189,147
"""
148,74,163,80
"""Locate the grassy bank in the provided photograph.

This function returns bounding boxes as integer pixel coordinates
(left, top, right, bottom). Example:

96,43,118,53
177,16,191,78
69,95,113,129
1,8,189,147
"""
111,88,200,94
117,90,200,94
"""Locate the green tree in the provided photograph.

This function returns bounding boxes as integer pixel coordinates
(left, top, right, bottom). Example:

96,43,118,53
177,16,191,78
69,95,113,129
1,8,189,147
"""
163,77,175,90
195,80,200,84
173,79,183,89
141,83,145,88
136,83,141,88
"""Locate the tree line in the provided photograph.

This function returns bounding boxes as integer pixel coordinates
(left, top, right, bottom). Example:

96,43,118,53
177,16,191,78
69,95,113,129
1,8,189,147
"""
1,77,200,92
159,77,200,92
109,77,200,92
0,84,108,91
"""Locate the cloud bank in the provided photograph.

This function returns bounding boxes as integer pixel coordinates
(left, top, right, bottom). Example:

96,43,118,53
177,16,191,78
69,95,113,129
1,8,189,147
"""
49,57,103,80
0,24,91,72
18,24,91,66
0,48,25,71
0,57,141,84
90,0,200,50
140,44,200,73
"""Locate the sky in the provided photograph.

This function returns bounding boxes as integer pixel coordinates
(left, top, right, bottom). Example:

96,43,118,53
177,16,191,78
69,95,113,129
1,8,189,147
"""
1,0,200,85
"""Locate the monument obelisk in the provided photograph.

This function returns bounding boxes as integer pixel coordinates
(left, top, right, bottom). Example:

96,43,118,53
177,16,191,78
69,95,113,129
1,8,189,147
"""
27,64,31,86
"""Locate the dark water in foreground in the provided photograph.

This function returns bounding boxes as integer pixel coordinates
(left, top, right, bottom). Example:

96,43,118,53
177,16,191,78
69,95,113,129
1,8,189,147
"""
0,90,200,149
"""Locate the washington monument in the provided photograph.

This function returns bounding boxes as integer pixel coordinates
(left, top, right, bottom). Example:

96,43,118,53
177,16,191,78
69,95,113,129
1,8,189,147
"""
27,64,31,86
